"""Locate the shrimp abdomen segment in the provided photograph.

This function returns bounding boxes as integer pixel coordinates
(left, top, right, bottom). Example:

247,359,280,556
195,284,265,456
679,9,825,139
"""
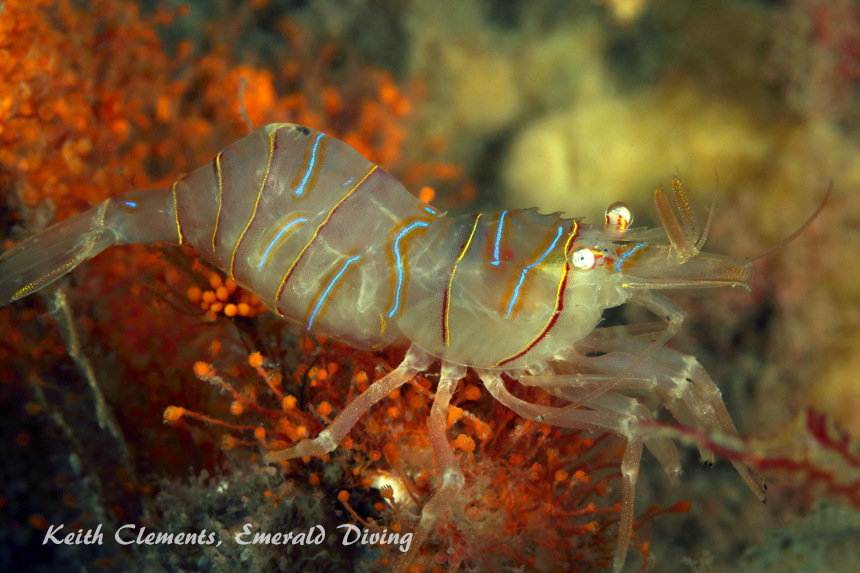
174,123,432,350
272,166,430,349
0,188,180,305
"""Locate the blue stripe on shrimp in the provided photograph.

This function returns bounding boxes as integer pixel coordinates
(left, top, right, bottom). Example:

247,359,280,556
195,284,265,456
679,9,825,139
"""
275,166,377,315
389,221,430,318
491,210,507,266
295,133,325,196
504,225,564,318
258,217,308,271
307,255,361,330
615,243,645,271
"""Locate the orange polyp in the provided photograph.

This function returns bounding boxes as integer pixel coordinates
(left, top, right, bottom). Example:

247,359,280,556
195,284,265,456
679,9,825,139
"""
248,352,264,368
186,286,202,303
671,500,692,513
462,384,481,401
408,393,425,410
163,406,184,423
447,406,463,426
269,372,283,387
209,340,222,356
454,434,476,453
193,361,215,379
383,442,399,464
317,401,332,416
471,419,493,441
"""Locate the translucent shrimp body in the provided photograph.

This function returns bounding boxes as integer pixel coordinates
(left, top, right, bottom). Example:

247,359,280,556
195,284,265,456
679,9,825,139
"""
0,123,765,573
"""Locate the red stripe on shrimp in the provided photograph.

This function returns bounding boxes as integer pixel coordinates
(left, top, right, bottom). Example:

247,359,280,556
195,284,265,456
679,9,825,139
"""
494,221,579,368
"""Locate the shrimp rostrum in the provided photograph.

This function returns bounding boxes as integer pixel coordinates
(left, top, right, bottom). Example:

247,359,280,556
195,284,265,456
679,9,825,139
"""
0,123,767,572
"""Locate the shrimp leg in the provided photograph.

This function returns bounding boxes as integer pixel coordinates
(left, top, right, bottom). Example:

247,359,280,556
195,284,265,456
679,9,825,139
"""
396,362,466,573
560,327,766,500
0,188,178,304
525,378,683,487
264,344,433,462
478,370,644,573
538,290,686,423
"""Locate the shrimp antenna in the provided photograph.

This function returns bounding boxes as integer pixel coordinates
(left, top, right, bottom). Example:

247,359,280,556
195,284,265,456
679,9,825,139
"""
748,180,832,262
693,170,721,253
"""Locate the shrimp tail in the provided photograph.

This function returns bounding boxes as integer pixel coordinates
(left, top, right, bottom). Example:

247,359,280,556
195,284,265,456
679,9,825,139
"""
0,187,179,304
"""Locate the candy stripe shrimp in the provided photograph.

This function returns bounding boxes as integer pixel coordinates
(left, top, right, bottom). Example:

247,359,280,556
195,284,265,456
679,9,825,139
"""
1,123,775,572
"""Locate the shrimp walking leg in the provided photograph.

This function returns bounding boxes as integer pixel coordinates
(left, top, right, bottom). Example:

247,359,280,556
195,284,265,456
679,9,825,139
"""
540,291,686,423
519,373,683,482
616,433,643,573
0,188,178,305
479,371,647,573
559,327,766,500
396,362,466,573
264,345,433,463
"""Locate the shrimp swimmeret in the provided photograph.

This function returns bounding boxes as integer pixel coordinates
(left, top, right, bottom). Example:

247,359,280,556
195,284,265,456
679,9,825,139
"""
1,122,778,572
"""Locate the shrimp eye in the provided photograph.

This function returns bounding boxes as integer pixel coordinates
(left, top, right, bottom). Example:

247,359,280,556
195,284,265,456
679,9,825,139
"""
572,247,597,271
605,202,633,233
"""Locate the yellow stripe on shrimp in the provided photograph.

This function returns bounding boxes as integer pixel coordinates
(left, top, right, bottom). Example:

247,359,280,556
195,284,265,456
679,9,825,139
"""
443,214,481,347
229,130,276,281
211,151,224,253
